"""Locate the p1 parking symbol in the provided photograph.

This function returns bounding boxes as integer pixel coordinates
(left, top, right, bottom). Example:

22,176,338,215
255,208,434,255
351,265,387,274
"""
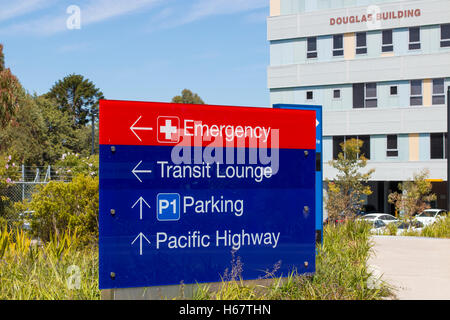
157,193,180,221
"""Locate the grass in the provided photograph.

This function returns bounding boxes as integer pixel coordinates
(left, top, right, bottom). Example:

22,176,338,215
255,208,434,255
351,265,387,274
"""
193,220,394,300
420,215,450,238
0,220,395,300
0,226,100,300
378,215,450,238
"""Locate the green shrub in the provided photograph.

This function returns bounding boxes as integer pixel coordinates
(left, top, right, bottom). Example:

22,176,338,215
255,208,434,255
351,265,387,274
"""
194,220,394,300
0,225,99,300
18,174,98,244
421,215,450,238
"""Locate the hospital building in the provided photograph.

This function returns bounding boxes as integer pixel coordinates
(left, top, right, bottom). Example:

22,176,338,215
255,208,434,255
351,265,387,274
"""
267,0,450,214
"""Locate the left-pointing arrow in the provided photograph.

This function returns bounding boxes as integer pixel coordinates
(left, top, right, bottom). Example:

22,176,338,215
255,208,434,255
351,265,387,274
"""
130,116,153,142
132,161,152,183
131,233,151,256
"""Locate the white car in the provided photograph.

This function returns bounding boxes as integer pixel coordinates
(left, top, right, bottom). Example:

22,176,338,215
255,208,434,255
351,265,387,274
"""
395,220,424,235
359,213,398,225
366,219,388,235
415,209,447,227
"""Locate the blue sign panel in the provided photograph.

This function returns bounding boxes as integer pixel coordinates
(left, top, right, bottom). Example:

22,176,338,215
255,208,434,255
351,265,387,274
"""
99,100,317,289
273,104,323,242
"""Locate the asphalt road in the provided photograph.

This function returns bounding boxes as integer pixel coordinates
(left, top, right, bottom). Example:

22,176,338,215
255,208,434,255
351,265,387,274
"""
368,236,450,300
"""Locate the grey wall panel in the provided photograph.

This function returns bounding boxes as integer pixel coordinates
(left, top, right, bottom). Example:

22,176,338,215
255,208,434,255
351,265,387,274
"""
324,160,447,181
323,106,447,136
268,52,450,88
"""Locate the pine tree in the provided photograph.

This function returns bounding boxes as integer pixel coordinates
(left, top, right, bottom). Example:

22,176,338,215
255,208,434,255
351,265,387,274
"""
46,74,104,128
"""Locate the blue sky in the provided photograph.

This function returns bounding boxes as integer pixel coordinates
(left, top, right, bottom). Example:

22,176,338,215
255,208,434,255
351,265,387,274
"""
0,0,270,107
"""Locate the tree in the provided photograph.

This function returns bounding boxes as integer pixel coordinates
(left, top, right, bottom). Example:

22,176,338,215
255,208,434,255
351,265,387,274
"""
325,138,375,222
388,169,437,221
45,74,104,128
0,94,93,165
0,44,21,129
172,89,205,104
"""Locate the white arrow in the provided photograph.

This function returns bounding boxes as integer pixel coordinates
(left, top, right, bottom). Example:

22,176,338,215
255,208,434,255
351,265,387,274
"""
131,232,151,256
132,161,152,183
131,196,151,220
316,119,320,127
130,116,153,142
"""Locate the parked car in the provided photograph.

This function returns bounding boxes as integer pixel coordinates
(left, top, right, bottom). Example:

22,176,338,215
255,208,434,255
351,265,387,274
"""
366,219,387,235
395,220,424,235
358,213,398,225
415,209,447,226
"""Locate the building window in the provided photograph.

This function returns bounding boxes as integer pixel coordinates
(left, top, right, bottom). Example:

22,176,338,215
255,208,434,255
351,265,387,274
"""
386,135,398,157
382,30,394,52
390,86,398,96
432,78,445,105
441,24,450,47
365,83,377,108
409,27,421,50
307,37,318,59
332,135,370,160
306,91,313,100
353,83,377,108
356,32,367,54
410,80,423,106
430,133,448,159
333,34,344,56
333,89,341,99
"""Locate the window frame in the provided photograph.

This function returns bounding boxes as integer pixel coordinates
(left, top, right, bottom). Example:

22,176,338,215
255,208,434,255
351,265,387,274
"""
409,27,421,50
382,29,394,52
353,83,378,109
333,89,341,100
386,134,399,158
356,32,368,55
365,83,378,108
332,135,371,160
390,85,398,96
432,78,445,105
307,37,318,59
333,34,344,57
441,24,450,47
410,80,423,106
430,133,448,160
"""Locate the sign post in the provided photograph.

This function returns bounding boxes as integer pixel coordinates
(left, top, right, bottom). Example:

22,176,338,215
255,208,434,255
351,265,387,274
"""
99,100,318,297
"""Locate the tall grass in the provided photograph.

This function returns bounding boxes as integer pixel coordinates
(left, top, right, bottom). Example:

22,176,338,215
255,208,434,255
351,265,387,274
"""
1,220,395,300
194,220,394,300
0,226,100,300
421,215,450,238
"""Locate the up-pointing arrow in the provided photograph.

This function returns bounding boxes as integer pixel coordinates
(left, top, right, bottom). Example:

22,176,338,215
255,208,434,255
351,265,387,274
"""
132,161,152,183
131,233,151,256
131,196,151,220
130,116,153,142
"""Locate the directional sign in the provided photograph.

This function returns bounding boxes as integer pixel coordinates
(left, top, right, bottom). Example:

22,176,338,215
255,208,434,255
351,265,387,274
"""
99,100,317,290
274,104,323,243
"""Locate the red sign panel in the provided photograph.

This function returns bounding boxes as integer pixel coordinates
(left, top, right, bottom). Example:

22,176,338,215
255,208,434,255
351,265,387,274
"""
99,100,316,150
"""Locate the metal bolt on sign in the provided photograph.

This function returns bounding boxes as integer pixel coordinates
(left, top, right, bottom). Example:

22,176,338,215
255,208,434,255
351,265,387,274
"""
111,146,116,153
304,150,309,157
110,272,116,280
110,209,116,216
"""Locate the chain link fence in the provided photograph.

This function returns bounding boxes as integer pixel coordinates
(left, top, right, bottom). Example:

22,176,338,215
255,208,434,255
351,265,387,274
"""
6,165,72,203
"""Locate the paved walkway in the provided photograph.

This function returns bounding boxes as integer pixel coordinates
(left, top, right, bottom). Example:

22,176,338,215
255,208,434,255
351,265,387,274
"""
368,236,450,300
